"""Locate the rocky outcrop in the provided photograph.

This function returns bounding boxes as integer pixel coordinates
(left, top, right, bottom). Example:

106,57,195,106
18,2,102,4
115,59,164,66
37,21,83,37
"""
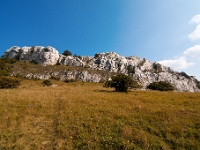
12,70,107,83
3,46,200,92
3,46,59,65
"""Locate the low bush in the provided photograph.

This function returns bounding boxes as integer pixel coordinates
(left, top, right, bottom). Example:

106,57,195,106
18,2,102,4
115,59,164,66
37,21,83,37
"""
63,50,72,56
73,54,82,59
0,58,17,76
177,72,191,79
94,53,100,58
0,77,20,89
42,80,53,86
104,74,141,92
147,81,174,91
50,76,60,81
64,79,76,83
127,65,135,74
0,57,17,64
194,79,200,89
104,80,112,88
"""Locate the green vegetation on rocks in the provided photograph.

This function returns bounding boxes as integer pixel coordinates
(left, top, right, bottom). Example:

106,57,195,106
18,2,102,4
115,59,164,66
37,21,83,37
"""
62,49,72,56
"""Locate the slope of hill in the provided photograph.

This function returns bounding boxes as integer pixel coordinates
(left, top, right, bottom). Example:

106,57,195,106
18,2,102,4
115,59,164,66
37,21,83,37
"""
2,46,200,92
0,80,200,149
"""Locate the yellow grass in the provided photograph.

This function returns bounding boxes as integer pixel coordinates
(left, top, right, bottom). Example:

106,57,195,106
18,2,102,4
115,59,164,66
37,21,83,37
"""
0,79,200,149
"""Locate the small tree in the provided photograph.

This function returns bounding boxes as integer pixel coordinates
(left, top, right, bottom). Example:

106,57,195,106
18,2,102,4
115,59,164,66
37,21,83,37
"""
42,80,53,86
0,77,20,89
63,50,72,56
147,81,174,91
127,65,135,74
105,74,141,92
152,63,162,73
73,54,82,59
94,53,100,58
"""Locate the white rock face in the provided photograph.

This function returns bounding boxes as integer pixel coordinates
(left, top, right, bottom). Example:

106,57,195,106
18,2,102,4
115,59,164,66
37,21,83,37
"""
3,46,200,92
58,54,85,67
3,46,59,65
86,52,199,92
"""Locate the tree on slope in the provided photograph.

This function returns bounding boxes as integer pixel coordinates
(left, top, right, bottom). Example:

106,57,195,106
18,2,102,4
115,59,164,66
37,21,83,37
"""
63,49,72,56
104,74,141,92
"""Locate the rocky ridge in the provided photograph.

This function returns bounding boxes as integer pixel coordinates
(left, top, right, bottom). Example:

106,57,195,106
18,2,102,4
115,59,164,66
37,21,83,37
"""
3,46,200,92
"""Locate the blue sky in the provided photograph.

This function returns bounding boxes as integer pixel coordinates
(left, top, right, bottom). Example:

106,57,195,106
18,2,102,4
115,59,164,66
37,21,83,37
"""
1,0,200,79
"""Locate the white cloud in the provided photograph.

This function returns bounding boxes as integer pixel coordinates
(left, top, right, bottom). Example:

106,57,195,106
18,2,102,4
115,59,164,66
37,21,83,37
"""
188,14,200,40
189,14,200,24
184,45,200,58
158,56,194,70
158,14,200,79
188,25,200,40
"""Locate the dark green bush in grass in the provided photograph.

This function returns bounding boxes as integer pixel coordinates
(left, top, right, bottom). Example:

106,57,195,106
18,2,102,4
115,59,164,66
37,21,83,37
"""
64,79,76,83
147,81,174,91
42,80,53,86
0,58,17,76
0,77,20,89
105,74,141,92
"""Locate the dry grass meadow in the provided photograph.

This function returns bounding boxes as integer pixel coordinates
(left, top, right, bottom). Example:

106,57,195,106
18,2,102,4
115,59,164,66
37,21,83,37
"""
0,79,200,149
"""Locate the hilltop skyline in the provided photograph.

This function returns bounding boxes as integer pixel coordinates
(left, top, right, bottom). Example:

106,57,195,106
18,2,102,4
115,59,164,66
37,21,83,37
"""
0,0,200,79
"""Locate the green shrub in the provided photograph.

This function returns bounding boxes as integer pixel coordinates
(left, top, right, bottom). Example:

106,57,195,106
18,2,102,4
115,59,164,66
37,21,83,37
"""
94,53,100,58
0,61,9,76
0,57,17,64
56,62,61,65
73,54,82,59
64,79,76,83
138,58,146,66
0,77,20,89
147,81,174,91
63,50,72,56
105,74,141,92
177,72,191,79
42,80,53,86
152,63,162,73
127,65,135,74
50,76,60,81
30,46,35,54
0,58,17,76
103,80,112,88
43,47,49,52
194,79,200,89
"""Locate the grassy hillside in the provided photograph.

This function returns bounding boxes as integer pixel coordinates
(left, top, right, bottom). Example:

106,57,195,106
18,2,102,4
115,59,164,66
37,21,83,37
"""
0,79,200,149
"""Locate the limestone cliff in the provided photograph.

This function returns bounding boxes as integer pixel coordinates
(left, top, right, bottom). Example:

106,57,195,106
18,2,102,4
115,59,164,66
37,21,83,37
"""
3,46,200,92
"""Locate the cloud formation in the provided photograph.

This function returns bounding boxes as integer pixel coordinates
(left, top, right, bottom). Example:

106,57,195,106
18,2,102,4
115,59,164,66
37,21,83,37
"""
158,14,200,79
183,45,200,59
188,25,200,40
159,45,200,71
189,14,200,24
158,57,194,70
158,45,200,71
188,14,200,40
